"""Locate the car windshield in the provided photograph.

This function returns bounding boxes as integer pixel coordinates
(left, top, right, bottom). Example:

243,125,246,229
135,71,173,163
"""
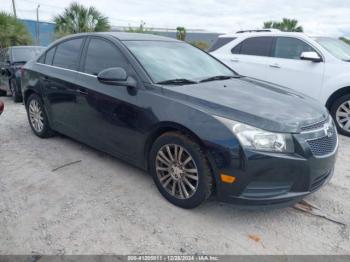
315,37,350,61
124,40,236,83
11,47,45,62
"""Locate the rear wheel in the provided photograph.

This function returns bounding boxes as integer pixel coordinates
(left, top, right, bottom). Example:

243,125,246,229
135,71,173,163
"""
331,94,350,137
10,79,22,103
149,132,213,209
26,93,55,138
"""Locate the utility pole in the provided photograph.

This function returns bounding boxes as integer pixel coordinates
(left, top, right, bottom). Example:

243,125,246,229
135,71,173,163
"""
36,5,40,45
11,0,17,18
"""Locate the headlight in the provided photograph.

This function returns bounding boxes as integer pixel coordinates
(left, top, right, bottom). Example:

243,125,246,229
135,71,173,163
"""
214,116,294,153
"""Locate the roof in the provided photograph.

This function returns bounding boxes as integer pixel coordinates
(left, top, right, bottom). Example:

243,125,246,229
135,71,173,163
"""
218,31,307,38
97,32,180,42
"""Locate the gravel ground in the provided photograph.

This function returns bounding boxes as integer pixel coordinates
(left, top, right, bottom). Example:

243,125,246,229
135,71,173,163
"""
0,96,349,255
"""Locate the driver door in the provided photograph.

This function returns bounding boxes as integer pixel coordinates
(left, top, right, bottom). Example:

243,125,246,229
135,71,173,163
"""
266,37,325,99
75,36,141,158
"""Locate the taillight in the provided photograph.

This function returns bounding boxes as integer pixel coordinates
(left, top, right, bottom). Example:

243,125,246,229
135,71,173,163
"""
0,101,4,114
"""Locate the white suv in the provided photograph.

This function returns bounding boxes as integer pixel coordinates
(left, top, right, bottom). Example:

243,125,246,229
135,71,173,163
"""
210,30,350,136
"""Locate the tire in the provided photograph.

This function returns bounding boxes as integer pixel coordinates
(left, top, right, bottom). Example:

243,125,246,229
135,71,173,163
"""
26,93,55,138
149,132,213,209
10,79,22,103
330,94,350,137
0,90,6,96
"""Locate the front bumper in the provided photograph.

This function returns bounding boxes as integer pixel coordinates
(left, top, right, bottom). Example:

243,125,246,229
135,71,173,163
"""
207,133,338,208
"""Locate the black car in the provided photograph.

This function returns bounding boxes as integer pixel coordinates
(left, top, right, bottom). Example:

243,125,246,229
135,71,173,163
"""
0,46,45,102
21,32,337,209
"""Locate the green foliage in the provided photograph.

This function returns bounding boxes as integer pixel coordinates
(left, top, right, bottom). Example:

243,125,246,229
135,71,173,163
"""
0,12,32,48
190,41,209,51
54,2,111,38
263,18,304,32
340,37,350,45
176,27,186,41
125,21,153,34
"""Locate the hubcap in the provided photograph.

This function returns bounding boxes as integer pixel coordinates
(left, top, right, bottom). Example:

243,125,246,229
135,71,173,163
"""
336,100,350,132
155,144,199,199
29,99,44,133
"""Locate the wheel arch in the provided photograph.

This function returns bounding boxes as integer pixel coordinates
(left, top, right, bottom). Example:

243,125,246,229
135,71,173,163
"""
23,88,39,106
144,122,207,170
325,86,350,110
144,121,218,192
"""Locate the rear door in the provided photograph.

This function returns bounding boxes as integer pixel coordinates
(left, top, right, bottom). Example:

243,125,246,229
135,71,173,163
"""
266,37,325,99
75,36,141,158
229,36,274,80
39,37,85,137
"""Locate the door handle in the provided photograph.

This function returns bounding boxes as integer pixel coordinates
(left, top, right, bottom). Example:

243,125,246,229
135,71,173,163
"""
76,89,88,95
231,58,240,62
269,63,281,68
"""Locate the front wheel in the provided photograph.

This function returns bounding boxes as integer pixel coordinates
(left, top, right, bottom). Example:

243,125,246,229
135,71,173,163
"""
331,94,350,137
26,93,55,138
149,132,213,209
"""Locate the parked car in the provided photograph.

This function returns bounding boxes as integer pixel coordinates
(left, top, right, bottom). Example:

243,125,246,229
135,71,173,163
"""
22,32,337,209
0,46,45,102
210,30,350,137
0,100,3,115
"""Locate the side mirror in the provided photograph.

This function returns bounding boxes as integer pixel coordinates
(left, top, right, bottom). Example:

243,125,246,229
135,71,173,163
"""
300,52,322,62
97,67,137,88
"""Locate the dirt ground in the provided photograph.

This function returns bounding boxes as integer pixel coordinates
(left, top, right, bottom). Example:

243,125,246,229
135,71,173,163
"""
0,96,349,255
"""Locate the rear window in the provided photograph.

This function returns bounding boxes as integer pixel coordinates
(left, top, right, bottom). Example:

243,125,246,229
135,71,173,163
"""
11,47,45,62
231,37,274,57
208,37,236,52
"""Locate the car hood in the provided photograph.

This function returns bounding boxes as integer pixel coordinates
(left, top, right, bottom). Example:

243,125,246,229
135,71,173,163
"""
160,77,329,133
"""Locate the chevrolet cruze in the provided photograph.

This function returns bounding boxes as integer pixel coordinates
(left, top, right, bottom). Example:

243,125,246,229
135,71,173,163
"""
21,32,338,208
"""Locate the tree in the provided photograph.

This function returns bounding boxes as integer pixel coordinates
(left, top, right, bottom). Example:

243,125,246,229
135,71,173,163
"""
340,37,350,46
0,12,32,48
263,18,303,32
176,27,186,41
54,2,110,38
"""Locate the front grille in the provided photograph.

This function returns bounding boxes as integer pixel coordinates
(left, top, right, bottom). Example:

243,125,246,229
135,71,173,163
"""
301,118,328,131
307,133,337,156
310,171,331,191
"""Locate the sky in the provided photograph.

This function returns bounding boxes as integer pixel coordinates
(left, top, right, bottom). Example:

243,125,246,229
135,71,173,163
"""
2,0,350,37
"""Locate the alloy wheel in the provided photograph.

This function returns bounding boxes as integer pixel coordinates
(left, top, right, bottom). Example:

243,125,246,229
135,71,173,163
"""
336,100,350,132
155,144,199,199
29,99,44,133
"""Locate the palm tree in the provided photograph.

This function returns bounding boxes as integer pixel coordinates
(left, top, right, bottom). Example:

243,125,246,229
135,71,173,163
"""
0,12,32,48
54,2,110,38
176,27,187,41
263,18,303,32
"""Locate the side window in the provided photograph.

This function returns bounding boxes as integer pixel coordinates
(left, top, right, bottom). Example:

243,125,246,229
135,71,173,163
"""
231,43,242,54
37,54,45,63
83,38,129,75
208,37,236,52
45,47,56,65
273,37,316,60
232,37,273,57
53,38,83,70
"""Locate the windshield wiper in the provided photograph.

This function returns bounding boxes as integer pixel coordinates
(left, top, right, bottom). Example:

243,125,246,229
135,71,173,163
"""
156,78,198,85
199,75,241,83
